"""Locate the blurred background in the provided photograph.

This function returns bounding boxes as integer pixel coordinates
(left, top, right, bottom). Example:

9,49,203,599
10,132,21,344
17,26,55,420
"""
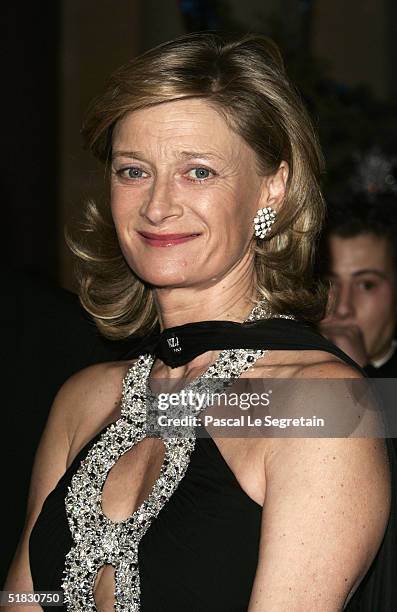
4,0,397,290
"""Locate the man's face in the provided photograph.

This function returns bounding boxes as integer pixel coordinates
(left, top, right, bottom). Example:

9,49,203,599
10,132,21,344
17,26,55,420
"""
325,233,397,361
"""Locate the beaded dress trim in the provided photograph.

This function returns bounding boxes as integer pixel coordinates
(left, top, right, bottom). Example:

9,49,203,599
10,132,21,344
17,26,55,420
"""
61,303,294,610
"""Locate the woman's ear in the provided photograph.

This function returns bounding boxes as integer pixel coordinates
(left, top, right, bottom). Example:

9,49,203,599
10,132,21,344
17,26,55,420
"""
259,161,289,211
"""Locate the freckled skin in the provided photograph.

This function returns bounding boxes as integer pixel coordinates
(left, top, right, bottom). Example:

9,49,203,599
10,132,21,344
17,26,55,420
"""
322,233,397,362
110,98,288,327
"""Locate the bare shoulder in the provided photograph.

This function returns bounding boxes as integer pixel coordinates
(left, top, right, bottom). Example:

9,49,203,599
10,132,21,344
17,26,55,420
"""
55,359,137,461
69,359,134,415
252,349,363,379
249,350,375,443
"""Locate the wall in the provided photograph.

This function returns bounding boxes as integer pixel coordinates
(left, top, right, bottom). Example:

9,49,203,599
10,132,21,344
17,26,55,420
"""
312,0,390,98
59,0,141,290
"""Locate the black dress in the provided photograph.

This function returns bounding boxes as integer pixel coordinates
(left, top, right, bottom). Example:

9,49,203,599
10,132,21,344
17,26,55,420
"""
28,318,397,611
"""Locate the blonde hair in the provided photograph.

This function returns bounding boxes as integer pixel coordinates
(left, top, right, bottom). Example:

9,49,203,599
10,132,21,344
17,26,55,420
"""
68,31,327,339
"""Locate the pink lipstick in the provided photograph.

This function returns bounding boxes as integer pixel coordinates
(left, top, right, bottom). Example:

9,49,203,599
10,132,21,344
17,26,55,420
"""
138,231,200,247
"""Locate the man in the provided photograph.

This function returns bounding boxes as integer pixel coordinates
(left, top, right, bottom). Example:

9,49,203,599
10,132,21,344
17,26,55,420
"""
318,149,397,377
319,214,397,375
318,178,397,450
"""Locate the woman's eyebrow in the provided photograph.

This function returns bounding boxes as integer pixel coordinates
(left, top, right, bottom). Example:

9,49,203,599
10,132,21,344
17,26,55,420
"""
179,150,224,161
111,150,225,162
112,150,146,161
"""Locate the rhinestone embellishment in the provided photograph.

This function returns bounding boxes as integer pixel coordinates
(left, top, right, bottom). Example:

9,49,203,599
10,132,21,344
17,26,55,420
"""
61,346,268,610
254,206,277,239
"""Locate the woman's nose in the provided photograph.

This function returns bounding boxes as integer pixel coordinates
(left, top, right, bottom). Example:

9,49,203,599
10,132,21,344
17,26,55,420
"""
140,177,183,225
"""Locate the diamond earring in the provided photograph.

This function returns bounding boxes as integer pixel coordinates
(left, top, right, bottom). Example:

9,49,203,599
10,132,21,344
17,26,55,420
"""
254,206,277,239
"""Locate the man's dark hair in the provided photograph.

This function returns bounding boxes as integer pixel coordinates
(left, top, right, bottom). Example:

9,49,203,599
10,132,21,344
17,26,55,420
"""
318,192,397,276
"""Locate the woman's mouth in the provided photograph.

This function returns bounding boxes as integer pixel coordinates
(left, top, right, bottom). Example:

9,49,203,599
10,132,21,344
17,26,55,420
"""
137,231,201,247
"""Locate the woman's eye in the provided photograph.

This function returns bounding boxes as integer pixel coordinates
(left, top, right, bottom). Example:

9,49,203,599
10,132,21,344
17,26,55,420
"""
117,167,148,179
186,167,214,181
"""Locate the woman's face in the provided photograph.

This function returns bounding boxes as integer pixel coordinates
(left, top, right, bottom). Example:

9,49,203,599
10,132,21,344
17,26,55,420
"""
111,98,285,289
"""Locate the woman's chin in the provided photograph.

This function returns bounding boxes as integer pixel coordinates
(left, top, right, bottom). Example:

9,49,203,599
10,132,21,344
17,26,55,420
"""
135,270,194,289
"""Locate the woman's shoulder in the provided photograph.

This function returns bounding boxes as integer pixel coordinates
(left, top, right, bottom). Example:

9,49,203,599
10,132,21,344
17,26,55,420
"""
58,359,135,415
54,359,137,463
250,350,380,441
251,348,363,380
248,317,365,378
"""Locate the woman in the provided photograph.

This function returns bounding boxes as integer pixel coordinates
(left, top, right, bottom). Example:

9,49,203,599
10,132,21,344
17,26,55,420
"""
5,32,395,611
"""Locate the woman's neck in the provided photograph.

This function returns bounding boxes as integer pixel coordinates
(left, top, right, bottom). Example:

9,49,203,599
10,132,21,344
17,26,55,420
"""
153,274,257,331
150,274,258,379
